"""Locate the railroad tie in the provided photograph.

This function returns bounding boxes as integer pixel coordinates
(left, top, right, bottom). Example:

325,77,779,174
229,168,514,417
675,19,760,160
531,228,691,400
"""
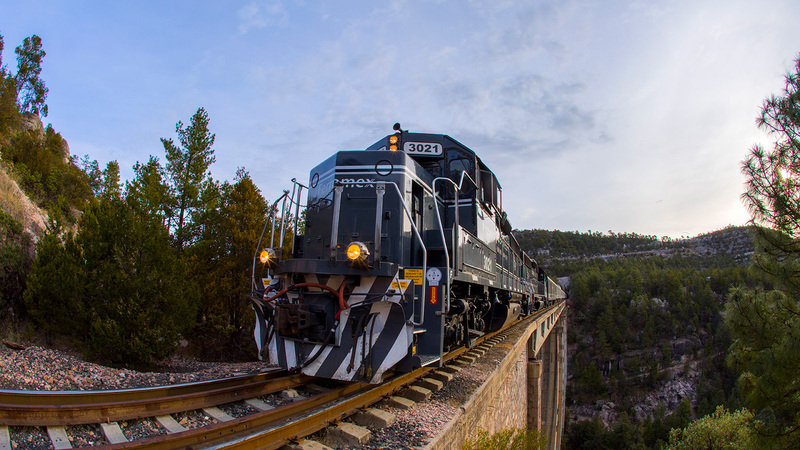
155,415,186,434
0,426,10,450
203,406,235,422
100,422,128,444
245,398,274,411
46,426,72,449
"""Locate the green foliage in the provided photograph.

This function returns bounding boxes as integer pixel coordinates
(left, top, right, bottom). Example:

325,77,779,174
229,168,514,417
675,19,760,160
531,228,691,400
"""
23,233,85,338
742,56,800,241
725,286,800,445
186,170,269,359
725,52,800,448
13,34,48,117
513,229,665,259
0,210,32,319
563,415,647,450
575,363,605,402
666,406,755,450
80,195,198,363
162,107,216,250
462,428,546,450
127,156,168,218
564,417,606,449
1,33,68,222
0,35,21,142
25,193,199,365
1,124,93,222
542,227,754,449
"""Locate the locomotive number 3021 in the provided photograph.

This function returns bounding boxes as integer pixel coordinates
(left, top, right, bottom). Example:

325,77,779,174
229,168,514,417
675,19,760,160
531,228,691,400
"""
404,142,443,156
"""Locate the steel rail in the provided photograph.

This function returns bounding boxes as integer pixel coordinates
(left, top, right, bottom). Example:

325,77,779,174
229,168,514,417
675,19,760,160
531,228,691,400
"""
102,311,551,449
0,370,314,426
219,368,432,449
214,312,551,449
100,381,373,449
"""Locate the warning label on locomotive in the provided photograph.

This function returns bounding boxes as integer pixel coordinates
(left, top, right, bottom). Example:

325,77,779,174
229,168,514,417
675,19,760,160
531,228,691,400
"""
391,280,410,290
404,269,424,285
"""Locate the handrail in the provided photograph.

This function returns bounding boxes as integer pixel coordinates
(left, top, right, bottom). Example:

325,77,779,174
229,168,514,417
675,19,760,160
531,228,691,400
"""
290,178,307,255
431,171,479,315
251,190,290,292
431,177,455,315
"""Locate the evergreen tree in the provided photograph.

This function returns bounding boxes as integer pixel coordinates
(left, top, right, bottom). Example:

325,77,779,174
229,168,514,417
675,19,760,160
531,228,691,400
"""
666,406,754,450
24,233,85,339
727,52,800,447
187,168,268,359
78,192,198,364
0,211,32,321
13,34,48,117
25,172,199,364
127,156,170,219
0,33,21,140
101,160,121,198
161,107,216,250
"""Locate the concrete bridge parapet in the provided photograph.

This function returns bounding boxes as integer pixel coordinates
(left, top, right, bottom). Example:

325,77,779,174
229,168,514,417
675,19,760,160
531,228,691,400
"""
425,303,568,449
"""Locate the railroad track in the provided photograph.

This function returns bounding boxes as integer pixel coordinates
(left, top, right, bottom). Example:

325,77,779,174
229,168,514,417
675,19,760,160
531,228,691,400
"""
0,310,549,449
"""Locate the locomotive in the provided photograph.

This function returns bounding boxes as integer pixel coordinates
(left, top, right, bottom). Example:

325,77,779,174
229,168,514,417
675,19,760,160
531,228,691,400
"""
249,125,566,384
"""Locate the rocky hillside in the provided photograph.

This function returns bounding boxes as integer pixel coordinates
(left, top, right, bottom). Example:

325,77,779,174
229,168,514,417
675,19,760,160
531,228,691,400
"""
526,226,754,267
0,165,48,242
0,111,80,246
687,226,753,263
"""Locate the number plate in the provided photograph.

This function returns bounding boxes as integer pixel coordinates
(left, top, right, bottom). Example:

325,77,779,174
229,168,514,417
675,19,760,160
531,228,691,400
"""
404,142,443,156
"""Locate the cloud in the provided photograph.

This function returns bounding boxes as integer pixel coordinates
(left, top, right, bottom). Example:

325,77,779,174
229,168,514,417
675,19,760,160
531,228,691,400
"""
14,0,799,238
237,0,289,34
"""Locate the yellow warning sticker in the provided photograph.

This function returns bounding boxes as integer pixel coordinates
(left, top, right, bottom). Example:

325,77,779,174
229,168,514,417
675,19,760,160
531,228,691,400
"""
404,268,424,285
391,280,410,290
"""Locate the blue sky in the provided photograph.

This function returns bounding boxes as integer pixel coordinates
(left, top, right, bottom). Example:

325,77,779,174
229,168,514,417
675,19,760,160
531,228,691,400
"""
2,0,799,238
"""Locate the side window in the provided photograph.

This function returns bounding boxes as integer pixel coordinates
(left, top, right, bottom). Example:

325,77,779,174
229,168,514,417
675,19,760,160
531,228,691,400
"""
480,169,494,206
448,157,475,194
479,168,502,211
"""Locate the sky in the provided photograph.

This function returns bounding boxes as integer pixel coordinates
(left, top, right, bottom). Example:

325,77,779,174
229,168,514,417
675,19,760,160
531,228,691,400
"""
2,0,799,239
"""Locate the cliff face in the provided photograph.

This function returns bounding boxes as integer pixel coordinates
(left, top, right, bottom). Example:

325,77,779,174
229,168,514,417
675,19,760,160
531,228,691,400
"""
0,166,48,243
0,112,57,244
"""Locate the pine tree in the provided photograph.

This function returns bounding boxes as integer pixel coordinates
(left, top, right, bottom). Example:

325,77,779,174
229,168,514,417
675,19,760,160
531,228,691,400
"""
187,169,268,359
0,33,21,140
161,107,216,250
127,156,170,219
14,34,48,117
726,53,800,447
666,406,754,450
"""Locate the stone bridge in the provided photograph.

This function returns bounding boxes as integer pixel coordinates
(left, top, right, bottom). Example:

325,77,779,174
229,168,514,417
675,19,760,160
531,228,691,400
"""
425,302,568,449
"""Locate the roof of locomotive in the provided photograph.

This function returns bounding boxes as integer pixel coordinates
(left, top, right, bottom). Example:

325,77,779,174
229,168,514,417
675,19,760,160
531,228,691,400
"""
366,132,474,157
365,131,500,187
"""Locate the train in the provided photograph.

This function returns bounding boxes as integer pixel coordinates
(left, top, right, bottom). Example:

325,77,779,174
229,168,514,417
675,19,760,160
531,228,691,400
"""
248,124,566,384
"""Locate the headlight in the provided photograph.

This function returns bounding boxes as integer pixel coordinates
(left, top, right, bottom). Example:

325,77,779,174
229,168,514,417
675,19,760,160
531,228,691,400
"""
346,241,369,263
259,248,277,265
389,134,399,152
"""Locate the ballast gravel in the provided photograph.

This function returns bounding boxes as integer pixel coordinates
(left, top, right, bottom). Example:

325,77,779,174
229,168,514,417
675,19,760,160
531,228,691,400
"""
0,344,266,391
0,343,270,448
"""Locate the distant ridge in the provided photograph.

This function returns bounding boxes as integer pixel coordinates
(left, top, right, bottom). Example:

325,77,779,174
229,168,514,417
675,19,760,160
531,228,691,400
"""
513,226,753,266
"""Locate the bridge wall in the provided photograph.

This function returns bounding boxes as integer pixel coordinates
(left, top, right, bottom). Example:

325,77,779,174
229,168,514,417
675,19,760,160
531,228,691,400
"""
425,303,567,450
